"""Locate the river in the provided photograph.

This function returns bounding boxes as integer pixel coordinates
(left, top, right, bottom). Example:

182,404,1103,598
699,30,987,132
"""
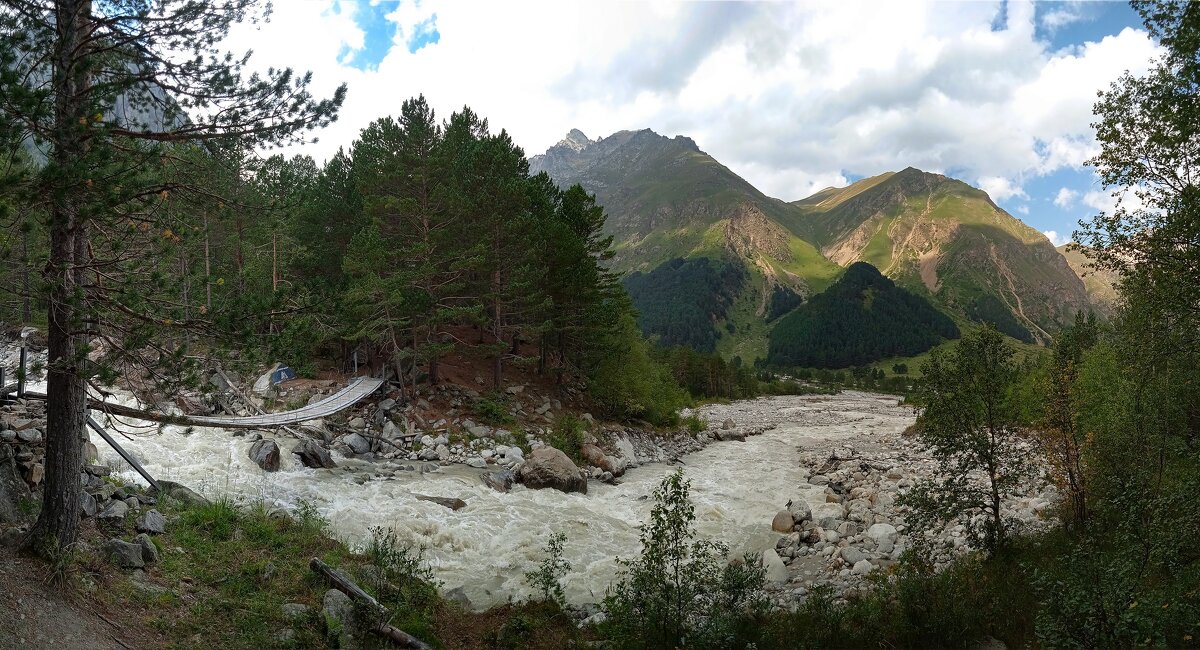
79,388,912,609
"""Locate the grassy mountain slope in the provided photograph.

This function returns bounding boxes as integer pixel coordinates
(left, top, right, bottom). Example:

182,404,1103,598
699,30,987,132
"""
785,168,1090,343
531,130,1096,359
767,262,960,368
1058,244,1120,312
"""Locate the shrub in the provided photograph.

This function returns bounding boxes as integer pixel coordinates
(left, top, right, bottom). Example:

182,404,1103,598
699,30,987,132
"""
525,532,572,608
547,415,586,464
682,414,705,433
600,469,768,649
475,393,515,426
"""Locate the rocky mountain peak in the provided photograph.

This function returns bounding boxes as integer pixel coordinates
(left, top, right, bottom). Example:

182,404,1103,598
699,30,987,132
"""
559,128,592,153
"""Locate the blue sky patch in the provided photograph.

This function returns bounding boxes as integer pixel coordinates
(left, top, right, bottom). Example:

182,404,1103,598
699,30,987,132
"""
407,15,441,53
334,0,401,71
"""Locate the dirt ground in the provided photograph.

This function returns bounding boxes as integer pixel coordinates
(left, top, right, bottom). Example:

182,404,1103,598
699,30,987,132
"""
0,552,165,650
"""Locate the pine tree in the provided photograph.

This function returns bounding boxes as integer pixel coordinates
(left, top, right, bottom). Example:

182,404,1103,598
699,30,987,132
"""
0,0,343,557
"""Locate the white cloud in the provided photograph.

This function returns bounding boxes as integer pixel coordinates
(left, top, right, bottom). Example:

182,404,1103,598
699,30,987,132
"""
1043,230,1071,247
979,176,1028,202
1016,205,1030,215
1054,187,1079,208
216,0,1160,210
1040,2,1087,32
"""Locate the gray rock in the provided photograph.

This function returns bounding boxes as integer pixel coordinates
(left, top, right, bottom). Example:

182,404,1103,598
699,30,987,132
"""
135,509,166,535
105,538,145,568
788,499,812,523
344,433,371,455
721,419,735,430
153,480,211,506
282,602,309,621
0,430,15,442
322,589,356,645
293,439,336,469
465,457,487,469
840,547,866,565
481,470,515,493
79,492,98,518
135,533,159,564
349,417,367,429
762,549,788,583
378,398,397,412
435,443,450,461
853,559,874,575
98,499,129,521
248,439,281,472
865,523,898,543
16,428,41,444
518,447,587,494
415,494,467,511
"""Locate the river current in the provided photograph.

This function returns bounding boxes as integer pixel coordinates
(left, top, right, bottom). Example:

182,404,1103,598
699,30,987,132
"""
72,387,911,609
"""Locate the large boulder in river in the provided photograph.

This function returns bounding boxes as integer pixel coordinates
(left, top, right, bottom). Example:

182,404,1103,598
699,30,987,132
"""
771,510,795,533
481,470,516,493
293,439,336,469
248,439,281,472
518,447,587,494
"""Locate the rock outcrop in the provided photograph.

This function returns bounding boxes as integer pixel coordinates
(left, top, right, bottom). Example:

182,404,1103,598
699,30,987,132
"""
518,447,587,494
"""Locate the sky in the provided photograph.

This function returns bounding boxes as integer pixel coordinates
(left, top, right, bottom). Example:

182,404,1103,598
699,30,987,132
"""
223,0,1161,247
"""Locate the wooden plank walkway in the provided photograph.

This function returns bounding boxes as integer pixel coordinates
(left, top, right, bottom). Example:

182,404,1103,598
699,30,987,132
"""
22,376,385,430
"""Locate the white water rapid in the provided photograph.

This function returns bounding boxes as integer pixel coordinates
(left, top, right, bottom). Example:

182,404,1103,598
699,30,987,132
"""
71,387,912,609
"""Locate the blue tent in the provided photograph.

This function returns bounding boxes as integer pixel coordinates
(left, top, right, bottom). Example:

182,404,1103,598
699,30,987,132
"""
270,366,296,385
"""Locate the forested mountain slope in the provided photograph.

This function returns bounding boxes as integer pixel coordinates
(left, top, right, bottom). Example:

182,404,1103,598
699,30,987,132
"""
767,262,960,368
531,130,1098,358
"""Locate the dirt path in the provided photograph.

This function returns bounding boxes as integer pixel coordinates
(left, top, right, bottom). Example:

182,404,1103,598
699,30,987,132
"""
0,553,164,650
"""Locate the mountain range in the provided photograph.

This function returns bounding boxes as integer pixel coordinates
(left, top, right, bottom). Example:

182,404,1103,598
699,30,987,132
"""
530,128,1109,362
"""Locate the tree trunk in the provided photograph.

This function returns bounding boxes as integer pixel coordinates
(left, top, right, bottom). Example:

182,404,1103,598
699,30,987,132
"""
27,0,92,556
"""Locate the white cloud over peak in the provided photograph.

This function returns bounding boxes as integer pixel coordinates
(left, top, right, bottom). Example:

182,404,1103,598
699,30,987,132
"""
1043,230,1071,247
219,0,1159,213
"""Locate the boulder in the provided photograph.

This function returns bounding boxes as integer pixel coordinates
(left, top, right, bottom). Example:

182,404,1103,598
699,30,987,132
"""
435,444,450,461
772,510,796,533
761,549,788,584
248,439,281,472
343,433,371,455
152,479,211,507
716,429,745,442
465,457,487,469
812,502,846,521
282,603,309,621
293,439,336,469
322,589,357,646
16,428,41,444
135,533,159,564
840,547,866,565
135,509,166,535
865,523,899,544
415,494,467,511
788,499,812,523
481,470,515,493
721,419,735,430
83,442,98,465
79,492,98,518
518,447,587,494
98,499,129,521
852,559,874,575
105,538,145,568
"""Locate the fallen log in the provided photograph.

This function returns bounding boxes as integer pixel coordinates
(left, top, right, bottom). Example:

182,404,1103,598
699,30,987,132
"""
309,557,433,650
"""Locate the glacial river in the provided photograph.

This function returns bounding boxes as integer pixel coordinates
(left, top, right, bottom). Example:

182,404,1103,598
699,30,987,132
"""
77,388,911,608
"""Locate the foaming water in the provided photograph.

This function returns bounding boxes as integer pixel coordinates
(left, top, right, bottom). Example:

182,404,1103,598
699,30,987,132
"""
55,383,910,609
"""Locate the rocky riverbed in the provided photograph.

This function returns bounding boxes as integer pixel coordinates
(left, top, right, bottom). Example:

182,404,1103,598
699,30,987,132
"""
695,393,1058,603
1,343,1058,611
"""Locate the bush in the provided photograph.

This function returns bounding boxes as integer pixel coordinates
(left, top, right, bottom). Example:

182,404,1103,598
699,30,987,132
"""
600,469,768,649
475,393,515,426
682,414,706,434
547,415,586,464
525,532,571,608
